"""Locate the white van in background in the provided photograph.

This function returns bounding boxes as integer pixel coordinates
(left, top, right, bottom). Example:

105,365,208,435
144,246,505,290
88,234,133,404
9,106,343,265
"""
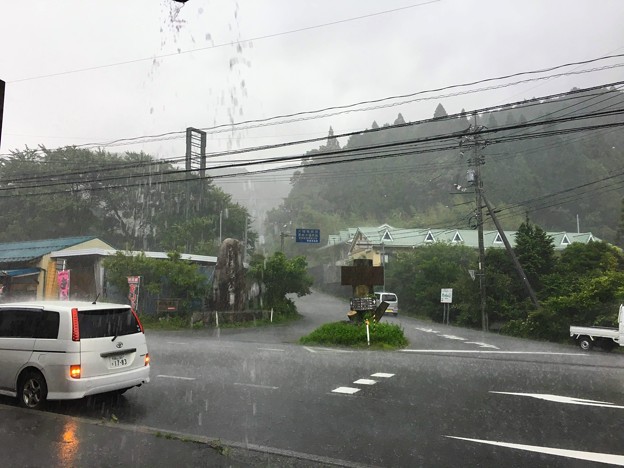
0,301,150,409
374,292,399,316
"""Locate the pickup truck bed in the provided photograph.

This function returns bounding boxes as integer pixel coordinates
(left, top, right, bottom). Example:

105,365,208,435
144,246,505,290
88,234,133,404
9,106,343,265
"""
570,325,619,339
570,305,623,351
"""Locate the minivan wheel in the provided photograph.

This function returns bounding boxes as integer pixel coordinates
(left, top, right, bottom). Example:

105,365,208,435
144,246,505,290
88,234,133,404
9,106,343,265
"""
18,371,48,409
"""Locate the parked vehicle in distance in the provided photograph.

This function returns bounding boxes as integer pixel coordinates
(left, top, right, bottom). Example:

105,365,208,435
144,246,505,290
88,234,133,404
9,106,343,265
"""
375,292,399,316
0,301,150,409
570,304,624,351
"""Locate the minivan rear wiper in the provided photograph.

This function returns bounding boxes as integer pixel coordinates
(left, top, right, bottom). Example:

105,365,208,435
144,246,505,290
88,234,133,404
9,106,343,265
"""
111,335,118,342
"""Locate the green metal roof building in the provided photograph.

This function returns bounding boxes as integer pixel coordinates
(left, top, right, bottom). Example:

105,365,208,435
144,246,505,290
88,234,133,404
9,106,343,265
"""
324,224,600,267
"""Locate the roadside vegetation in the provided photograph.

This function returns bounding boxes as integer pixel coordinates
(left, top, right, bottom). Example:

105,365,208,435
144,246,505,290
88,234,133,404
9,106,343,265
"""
300,321,408,350
248,251,314,317
384,221,624,343
104,251,209,316
117,250,313,330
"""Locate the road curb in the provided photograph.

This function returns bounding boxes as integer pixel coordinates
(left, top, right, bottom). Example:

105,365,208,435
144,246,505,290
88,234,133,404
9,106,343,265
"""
0,403,377,468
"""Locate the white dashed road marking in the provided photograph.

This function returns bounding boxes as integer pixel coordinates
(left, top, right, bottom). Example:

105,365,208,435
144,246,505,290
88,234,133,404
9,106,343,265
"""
257,347,284,352
332,387,361,395
354,379,377,385
333,373,394,395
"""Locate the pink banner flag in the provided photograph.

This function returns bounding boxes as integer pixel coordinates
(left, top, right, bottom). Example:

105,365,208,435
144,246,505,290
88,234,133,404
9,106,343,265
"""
57,270,70,301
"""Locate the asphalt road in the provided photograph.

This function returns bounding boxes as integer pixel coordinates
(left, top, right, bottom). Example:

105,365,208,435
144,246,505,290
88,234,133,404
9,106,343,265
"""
2,290,624,467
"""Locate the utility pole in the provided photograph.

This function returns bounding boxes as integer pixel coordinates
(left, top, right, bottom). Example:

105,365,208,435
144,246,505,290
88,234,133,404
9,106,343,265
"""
280,231,289,252
461,113,540,320
470,112,488,332
0,79,5,149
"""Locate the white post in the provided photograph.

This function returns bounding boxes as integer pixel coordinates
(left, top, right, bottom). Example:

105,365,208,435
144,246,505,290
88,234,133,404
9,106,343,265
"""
366,320,370,346
215,311,219,328
219,211,222,244
270,308,274,323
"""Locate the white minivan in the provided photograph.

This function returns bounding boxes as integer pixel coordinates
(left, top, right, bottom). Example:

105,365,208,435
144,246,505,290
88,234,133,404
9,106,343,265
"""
374,292,399,316
0,301,150,409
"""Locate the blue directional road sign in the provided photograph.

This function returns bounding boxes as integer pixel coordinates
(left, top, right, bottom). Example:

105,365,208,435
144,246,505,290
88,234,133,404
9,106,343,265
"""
295,228,320,244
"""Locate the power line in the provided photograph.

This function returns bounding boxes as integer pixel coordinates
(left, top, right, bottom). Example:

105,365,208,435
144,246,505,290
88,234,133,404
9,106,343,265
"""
7,79,620,183
8,1,441,84
1,87,622,199
69,62,624,151
3,107,623,196
4,59,623,158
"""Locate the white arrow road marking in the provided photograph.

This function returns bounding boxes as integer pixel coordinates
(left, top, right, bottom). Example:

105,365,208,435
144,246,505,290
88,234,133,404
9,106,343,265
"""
440,334,466,340
465,341,500,349
354,379,377,385
491,392,624,409
332,387,360,395
371,373,395,378
446,436,624,466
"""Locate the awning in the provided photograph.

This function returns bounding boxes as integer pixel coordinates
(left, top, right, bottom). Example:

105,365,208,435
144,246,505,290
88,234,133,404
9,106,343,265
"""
0,268,40,278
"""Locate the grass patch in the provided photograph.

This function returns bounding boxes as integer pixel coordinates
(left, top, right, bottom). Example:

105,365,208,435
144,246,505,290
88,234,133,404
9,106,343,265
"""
300,321,408,349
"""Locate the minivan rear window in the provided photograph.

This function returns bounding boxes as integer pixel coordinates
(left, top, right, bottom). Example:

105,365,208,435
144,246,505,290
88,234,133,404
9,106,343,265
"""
78,308,141,339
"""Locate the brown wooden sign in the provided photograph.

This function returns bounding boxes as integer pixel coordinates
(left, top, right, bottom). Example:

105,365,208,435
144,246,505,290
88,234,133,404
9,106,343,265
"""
341,261,384,287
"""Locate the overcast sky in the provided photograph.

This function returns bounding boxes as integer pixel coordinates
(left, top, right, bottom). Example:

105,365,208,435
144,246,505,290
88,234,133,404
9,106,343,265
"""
1,0,623,168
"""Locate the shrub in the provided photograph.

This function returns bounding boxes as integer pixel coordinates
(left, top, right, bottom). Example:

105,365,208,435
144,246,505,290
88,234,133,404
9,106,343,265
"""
300,321,408,349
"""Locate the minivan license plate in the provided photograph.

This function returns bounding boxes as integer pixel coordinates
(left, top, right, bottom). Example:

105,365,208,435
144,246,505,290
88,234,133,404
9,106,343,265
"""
110,355,129,368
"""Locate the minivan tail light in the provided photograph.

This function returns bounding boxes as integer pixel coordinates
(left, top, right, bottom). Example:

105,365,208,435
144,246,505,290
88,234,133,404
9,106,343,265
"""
71,308,80,341
131,308,144,333
144,353,150,366
70,365,81,379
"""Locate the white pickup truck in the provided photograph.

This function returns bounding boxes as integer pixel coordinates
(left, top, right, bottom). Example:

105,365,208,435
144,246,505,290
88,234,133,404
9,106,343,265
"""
570,304,624,351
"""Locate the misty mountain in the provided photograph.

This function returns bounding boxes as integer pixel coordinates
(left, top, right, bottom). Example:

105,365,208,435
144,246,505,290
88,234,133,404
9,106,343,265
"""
268,85,624,249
